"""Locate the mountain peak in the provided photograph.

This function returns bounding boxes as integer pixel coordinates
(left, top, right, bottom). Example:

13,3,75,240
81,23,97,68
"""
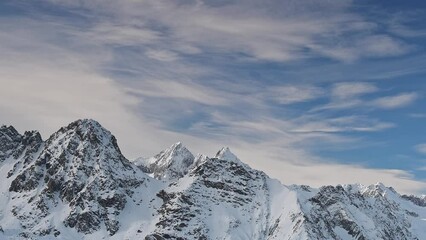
72,118,101,126
51,118,120,153
169,141,184,151
372,182,390,192
360,182,396,198
64,118,105,134
160,142,190,157
0,125,23,162
6,119,149,237
215,147,239,161
138,142,195,180
0,124,20,138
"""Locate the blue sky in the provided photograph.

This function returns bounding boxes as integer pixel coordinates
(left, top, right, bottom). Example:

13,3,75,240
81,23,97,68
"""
0,0,425,194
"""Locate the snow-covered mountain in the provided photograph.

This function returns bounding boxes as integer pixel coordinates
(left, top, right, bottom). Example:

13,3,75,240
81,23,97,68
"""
0,120,425,240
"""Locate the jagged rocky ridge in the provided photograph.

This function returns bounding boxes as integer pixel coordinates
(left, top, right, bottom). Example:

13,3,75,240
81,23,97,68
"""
0,120,425,240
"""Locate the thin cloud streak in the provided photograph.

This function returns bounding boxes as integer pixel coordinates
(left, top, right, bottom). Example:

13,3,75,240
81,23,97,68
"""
372,93,419,109
313,82,419,112
266,85,325,105
415,144,426,155
331,82,378,99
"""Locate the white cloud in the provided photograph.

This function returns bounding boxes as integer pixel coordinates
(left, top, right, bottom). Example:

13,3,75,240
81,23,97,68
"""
415,144,426,155
268,85,325,104
145,49,179,62
331,82,378,99
410,113,426,118
312,35,411,62
0,66,145,157
311,82,376,111
291,116,395,133
372,92,418,109
315,82,418,111
86,23,161,46
360,35,411,57
127,79,228,106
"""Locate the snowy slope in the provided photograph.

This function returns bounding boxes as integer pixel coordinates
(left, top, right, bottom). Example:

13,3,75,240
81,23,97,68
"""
0,119,425,239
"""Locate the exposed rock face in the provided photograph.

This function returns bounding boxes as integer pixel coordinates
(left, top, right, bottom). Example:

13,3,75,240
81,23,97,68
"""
0,119,425,240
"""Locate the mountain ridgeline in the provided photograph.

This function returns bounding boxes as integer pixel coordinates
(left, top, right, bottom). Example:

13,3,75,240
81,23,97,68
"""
0,119,425,240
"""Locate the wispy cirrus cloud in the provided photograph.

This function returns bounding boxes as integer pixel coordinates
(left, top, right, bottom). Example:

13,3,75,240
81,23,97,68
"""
85,23,162,46
331,82,378,99
410,113,426,118
145,49,180,62
290,116,395,134
266,85,325,105
127,79,228,106
0,0,425,194
312,82,377,111
415,144,426,155
372,92,419,109
309,34,412,62
314,82,419,111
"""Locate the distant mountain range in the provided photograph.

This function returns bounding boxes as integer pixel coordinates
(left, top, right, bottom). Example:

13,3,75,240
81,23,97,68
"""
0,119,425,239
